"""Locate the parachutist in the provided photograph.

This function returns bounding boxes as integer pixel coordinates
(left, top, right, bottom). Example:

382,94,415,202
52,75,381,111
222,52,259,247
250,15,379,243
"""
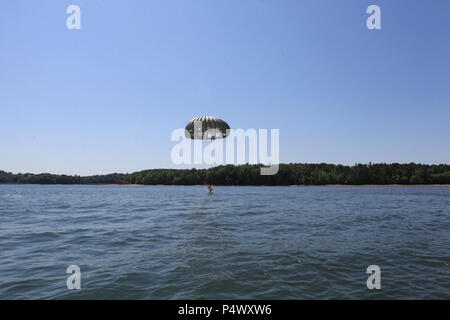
185,116,230,140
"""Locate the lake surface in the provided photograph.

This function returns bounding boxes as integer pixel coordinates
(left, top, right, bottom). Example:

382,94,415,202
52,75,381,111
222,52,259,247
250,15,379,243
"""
0,184,449,299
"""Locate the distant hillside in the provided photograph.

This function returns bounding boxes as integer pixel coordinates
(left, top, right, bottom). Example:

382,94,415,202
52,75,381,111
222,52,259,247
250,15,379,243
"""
2,163,450,185
0,171,128,185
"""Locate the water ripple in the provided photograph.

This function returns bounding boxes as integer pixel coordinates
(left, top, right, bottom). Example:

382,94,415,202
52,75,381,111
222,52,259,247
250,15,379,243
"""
0,185,449,299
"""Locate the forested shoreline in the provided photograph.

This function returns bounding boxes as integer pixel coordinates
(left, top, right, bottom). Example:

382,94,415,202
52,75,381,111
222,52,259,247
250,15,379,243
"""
1,163,450,186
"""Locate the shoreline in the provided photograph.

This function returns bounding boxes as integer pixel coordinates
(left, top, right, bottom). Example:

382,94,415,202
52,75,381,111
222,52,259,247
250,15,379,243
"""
1,183,450,187
100,184,450,187
289,184,450,187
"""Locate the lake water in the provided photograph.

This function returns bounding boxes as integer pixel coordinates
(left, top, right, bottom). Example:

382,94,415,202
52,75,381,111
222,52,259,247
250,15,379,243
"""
0,184,449,299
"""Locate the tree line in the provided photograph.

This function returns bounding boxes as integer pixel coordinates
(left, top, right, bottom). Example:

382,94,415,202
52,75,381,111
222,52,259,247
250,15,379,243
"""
0,172,128,185
1,163,450,185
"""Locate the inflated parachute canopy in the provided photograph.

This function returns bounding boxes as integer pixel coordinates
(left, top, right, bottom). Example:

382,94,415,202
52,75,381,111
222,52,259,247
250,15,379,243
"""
185,116,230,140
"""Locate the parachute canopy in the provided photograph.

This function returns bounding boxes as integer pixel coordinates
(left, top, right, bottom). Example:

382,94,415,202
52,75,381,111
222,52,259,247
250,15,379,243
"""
185,116,230,140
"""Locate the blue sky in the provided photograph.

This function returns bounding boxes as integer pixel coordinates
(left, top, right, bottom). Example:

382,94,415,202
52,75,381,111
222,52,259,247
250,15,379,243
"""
1,0,449,175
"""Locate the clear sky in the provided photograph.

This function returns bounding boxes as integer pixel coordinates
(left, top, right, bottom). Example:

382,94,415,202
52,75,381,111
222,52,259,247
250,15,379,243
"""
1,0,449,175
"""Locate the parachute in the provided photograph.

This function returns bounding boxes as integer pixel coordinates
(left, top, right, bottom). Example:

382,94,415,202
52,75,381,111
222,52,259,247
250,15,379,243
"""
185,116,230,140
